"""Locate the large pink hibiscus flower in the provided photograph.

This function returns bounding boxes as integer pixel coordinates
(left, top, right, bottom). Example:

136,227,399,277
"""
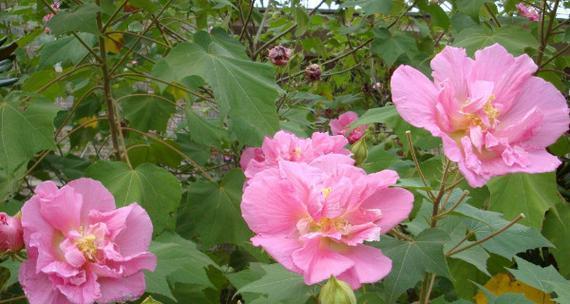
391,43,569,187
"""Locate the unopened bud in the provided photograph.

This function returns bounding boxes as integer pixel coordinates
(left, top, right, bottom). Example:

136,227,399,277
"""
319,277,357,304
0,212,24,253
351,138,368,166
268,45,292,66
305,64,322,81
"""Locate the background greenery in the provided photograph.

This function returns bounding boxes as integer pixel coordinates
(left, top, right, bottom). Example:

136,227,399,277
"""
0,0,568,303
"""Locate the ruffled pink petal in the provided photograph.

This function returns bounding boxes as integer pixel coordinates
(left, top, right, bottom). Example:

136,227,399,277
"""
430,46,473,101
251,235,303,273
67,178,116,223
39,186,82,233
337,245,392,289
242,168,307,235
97,272,146,304
310,132,350,156
108,204,153,257
291,239,354,285
391,65,441,135
19,253,73,304
500,77,569,148
471,44,537,112
56,271,101,304
360,188,413,233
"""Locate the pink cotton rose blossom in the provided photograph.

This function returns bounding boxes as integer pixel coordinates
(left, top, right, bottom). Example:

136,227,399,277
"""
240,131,351,180
391,44,569,187
0,212,23,253
19,178,156,304
330,111,368,144
241,154,414,289
268,45,293,66
516,3,540,22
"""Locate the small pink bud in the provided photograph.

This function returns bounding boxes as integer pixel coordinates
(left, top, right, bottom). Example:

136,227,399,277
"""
0,212,23,253
268,45,292,66
305,63,322,81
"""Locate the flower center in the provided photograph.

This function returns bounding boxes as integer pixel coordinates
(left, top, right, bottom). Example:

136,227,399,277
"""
321,187,332,199
311,217,350,234
75,234,97,261
292,147,302,159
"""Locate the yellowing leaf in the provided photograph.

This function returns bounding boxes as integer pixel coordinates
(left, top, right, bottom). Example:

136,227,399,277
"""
104,33,123,54
475,273,554,304
78,116,98,129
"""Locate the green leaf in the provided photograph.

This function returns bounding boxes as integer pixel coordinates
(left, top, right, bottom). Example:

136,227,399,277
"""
454,26,538,56
177,169,251,246
454,203,552,258
236,263,312,304
0,259,19,291
184,107,228,148
456,0,489,19
153,29,281,145
543,203,570,277
39,34,97,68
487,173,562,228
120,94,176,132
146,232,217,300
46,3,100,35
379,229,451,303
372,28,418,67
509,257,570,304
340,0,392,15
352,105,398,127
417,0,450,29
86,161,181,233
0,97,58,172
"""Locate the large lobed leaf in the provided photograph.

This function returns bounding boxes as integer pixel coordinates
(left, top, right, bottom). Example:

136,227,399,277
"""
152,29,282,146
86,161,182,233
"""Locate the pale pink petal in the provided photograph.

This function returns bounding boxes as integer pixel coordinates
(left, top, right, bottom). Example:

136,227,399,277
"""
337,245,392,289
360,188,413,233
56,271,101,304
97,273,146,304
67,178,116,222
431,46,473,101
251,235,303,273
242,168,307,235
500,77,569,147
19,253,73,304
291,239,354,285
391,65,441,135
310,132,350,156
110,204,153,257
39,186,82,233
471,44,537,112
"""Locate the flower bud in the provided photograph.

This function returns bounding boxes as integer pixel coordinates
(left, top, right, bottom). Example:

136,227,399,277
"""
0,212,23,253
305,64,322,81
351,138,368,166
319,277,357,304
268,45,292,66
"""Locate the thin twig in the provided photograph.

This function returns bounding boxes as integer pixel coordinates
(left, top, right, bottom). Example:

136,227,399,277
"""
239,0,255,40
433,190,469,219
405,131,436,201
123,127,215,182
446,213,526,256
0,295,26,304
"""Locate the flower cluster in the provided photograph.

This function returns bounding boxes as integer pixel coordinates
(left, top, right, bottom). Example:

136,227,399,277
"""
240,131,413,289
11,178,156,304
391,44,569,187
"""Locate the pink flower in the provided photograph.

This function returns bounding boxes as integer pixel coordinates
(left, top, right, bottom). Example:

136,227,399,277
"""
19,178,156,304
241,154,414,289
43,1,61,32
268,45,293,66
240,131,351,180
0,212,23,253
516,3,540,22
330,112,368,144
391,44,569,187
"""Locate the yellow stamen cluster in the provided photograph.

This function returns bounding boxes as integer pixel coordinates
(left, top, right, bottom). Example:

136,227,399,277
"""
321,187,332,199
75,234,97,261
